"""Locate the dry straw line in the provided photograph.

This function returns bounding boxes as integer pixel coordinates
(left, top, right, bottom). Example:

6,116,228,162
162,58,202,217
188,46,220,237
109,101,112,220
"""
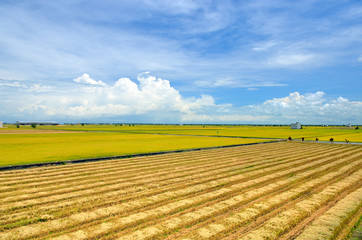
236,170,362,240
40,149,362,237
0,144,296,194
1,145,350,239
0,141,339,184
1,147,340,233
0,142,332,207
0,144,308,206
0,142,345,200
111,157,362,240
0,142,293,189
1,153,297,225
219,160,362,240
0,142,285,179
0,143,359,240
1,144,330,229
154,153,362,240
295,188,362,240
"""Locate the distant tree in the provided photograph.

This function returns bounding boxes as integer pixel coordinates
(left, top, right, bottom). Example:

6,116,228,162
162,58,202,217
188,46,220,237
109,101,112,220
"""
16,124,20,128
315,137,319,141
356,126,359,130
81,123,84,126
31,123,36,129
288,136,292,141
329,137,334,143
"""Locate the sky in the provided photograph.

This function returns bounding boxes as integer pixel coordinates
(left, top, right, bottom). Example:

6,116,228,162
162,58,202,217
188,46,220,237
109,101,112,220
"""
0,0,361,124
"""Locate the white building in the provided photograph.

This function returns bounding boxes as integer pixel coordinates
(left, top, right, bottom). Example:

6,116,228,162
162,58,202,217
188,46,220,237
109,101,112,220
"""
291,122,301,129
0,121,3,128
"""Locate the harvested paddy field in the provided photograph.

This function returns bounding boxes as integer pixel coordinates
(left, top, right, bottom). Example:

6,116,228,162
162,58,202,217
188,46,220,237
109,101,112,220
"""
0,141,361,239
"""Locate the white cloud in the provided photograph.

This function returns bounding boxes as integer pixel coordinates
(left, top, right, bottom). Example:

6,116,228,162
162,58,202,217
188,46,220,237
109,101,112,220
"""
1,73,361,124
15,73,215,120
252,91,362,123
181,91,362,124
0,81,26,88
262,91,325,109
194,77,286,88
74,73,107,86
0,80,53,92
247,88,258,91
268,54,316,66
358,56,362,62
252,41,277,51
182,114,271,123
0,0,361,93
144,0,200,15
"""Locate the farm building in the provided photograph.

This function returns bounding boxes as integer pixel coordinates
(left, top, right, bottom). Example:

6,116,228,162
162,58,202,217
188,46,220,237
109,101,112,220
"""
0,121,3,128
16,121,59,126
291,122,301,129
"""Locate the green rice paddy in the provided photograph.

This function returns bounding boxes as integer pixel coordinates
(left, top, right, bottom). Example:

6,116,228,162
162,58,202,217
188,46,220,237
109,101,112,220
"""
0,124,360,166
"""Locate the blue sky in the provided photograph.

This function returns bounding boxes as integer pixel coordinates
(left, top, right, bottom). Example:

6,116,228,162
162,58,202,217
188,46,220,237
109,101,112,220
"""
0,0,361,124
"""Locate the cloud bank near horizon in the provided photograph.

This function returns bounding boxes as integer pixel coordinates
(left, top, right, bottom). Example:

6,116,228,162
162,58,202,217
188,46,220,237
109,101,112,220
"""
0,73,360,124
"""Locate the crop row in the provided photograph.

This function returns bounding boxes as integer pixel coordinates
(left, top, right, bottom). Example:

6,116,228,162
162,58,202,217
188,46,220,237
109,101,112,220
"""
0,142,360,240
0,143,298,187
115,156,362,240
0,144,353,232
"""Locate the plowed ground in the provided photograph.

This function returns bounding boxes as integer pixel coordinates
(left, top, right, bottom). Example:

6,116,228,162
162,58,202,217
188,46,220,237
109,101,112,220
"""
0,141,361,240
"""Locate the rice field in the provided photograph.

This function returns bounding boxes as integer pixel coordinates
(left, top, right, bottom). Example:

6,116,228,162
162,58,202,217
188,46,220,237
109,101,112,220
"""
32,124,362,142
0,141,361,239
0,131,267,166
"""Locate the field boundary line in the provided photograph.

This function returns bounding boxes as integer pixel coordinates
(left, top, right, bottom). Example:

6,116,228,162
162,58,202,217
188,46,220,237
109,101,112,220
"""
0,140,282,171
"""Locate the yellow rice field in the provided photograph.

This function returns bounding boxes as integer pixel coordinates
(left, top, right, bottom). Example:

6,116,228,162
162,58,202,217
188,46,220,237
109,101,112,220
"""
0,141,361,239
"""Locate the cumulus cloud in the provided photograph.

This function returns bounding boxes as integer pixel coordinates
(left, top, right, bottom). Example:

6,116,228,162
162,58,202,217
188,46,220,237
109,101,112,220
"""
74,73,107,86
15,73,215,120
251,91,362,123
180,91,362,124
1,73,361,124
358,56,362,62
